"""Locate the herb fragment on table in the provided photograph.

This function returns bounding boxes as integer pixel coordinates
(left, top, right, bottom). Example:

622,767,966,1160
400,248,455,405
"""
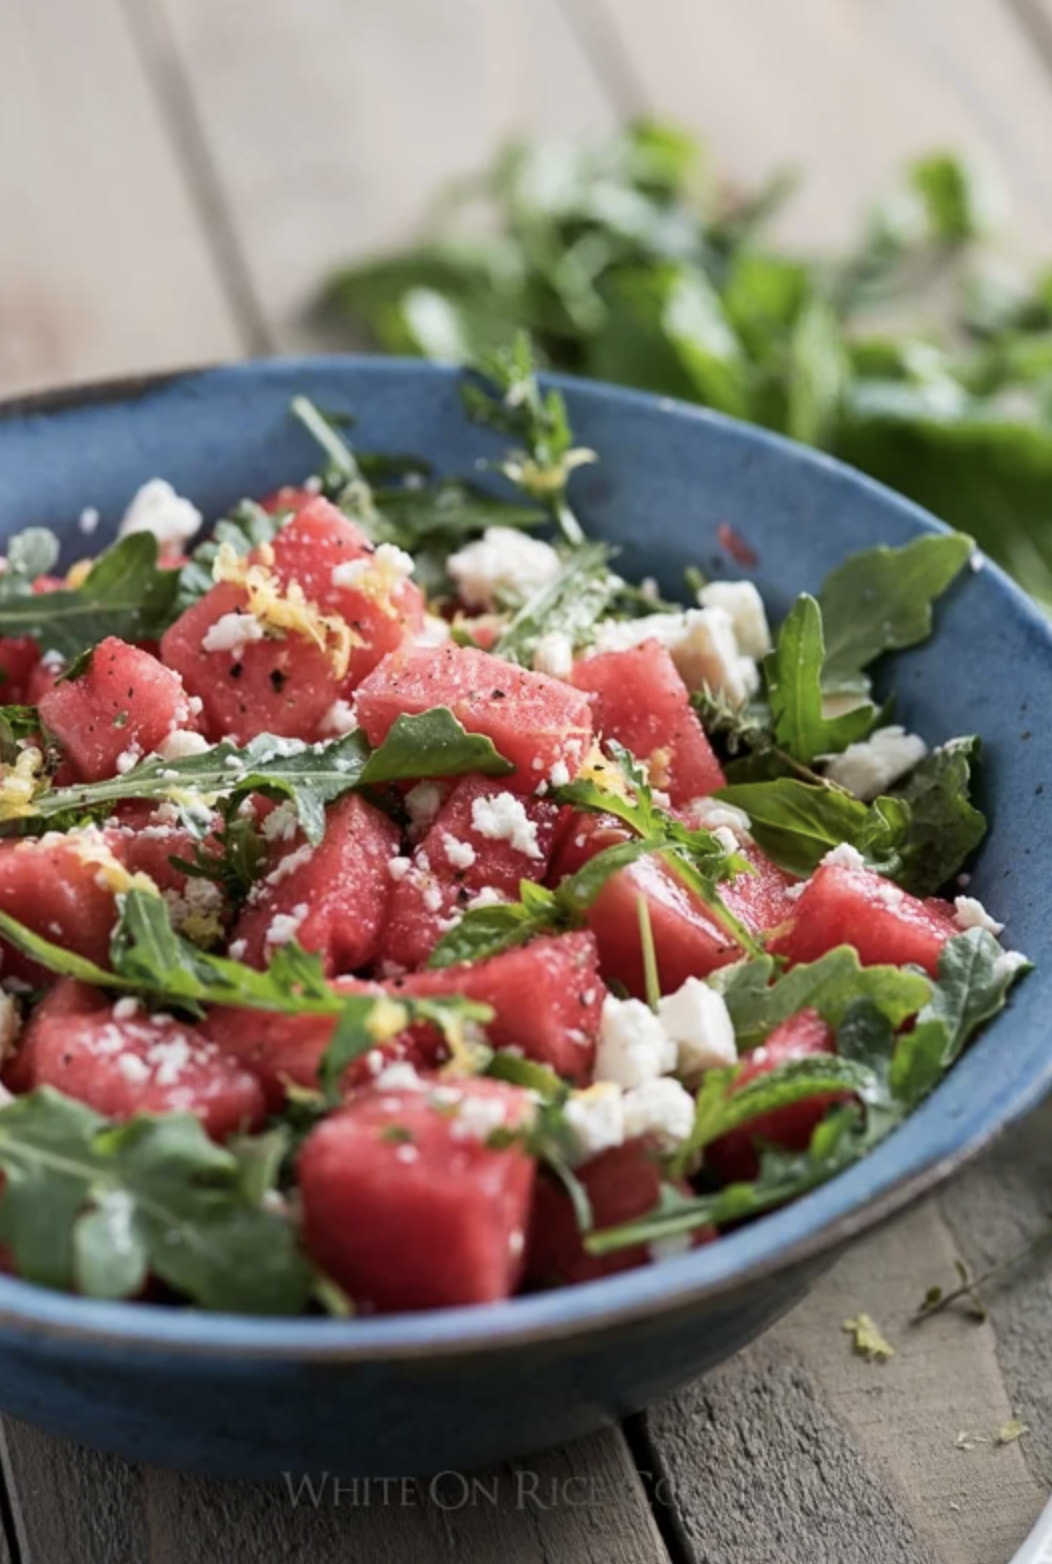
842,1313,895,1362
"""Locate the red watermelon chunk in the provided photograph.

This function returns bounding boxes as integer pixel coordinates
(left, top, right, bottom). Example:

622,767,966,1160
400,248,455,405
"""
160,580,347,744
768,863,957,976
299,1077,536,1311
706,1008,844,1184
382,776,561,970
5,980,265,1141
355,642,594,793
394,932,606,1082
571,640,725,805
39,637,195,782
0,636,43,704
230,793,398,975
0,832,125,983
526,1137,713,1287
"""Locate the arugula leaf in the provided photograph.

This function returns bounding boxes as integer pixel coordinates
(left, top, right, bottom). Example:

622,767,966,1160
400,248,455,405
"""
461,331,595,545
713,777,906,878
818,533,974,686
1,712,510,841
493,541,619,666
893,735,987,896
0,705,40,765
0,533,181,659
176,501,287,613
717,947,932,1051
764,594,876,763
0,1088,313,1312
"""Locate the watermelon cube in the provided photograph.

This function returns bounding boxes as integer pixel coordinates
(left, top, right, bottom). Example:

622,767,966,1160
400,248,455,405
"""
769,864,957,976
571,640,725,805
5,979,265,1140
299,1077,536,1311
706,1008,844,1184
395,932,606,1082
0,832,126,983
525,1137,713,1287
0,636,43,704
39,637,196,782
381,776,561,970
229,793,398,975
355,642,594,793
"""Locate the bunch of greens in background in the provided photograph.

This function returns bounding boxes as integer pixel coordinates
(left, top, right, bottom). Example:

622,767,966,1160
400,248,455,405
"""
322,119,1052,606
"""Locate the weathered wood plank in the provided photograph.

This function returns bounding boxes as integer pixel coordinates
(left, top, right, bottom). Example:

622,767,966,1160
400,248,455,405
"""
147,0,616,352
643,1190,1046,1564
0,0,241,399
0,1424,667,1564
580,0,1052,250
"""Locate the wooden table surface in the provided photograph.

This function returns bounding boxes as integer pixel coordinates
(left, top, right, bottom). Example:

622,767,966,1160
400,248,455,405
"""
3,2,1052,1559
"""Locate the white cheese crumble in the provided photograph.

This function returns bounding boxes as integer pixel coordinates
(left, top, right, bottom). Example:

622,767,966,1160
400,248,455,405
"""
155,729,211,762
685,798,752,840
450,1094,510,1142
405,782,444,835
228,938,248,960
331,542,415,590
470,792,543,858
265,903,309,948
202,611,266,657
447,527,562,611
532,630,575,681
697,580,772,658
442,833,477,871
115,744,143,775
954,895,1005,936
821,841,867,872
375,1061,424,1092
593,605,759,706
657,977,737,1077
622,1076,696,1150
465,886,507,911
595,995,677,1088
265,843,314,887
387,855,412,882
261,800,299,842
563,1083,625,1166
118,478,203,548
112,997,141,1021
116,1052,151,1084
320,699,357,735
823,725,928,801
548,760,571,788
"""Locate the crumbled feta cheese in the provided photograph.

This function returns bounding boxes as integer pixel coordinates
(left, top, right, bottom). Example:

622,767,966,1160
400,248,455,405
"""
146,1033,193,1087
684,797,752,840
387,855,412,882
421,881,445,914
78,506,100,536
993,949,1029,982
112,997,141,1021
442,834,477,871
471,792,542,859
450,1094,510,1142
320,699,357,735
712,825,739,855
465,886,506,911
563,1083,625,1166
265,904,308,947
595,996,676,1088
824,726,928,801
115,744,143,775
155,729,211,761
405,782,444,834
260,801,299,843
821,842,867,872
41,649,65,672
266,843,314,887
332,542,415,590
622,1076,696,1149
548,760,571,788
228,939,247,961
114,1052,150,1084
395,1143,419,1164
447,527,562,611
118,478,202,548
202,611,266,657
657,977,737,1077
697,580,771,658
594,606,759,705
533,631,575,681
954,895,1005,936
375,1061,424,1092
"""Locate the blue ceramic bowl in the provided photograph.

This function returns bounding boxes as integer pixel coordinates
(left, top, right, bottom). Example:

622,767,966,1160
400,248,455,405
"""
0,358,1049,1480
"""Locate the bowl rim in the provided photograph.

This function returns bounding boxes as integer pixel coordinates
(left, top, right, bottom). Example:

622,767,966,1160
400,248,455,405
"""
0,353,1050,1362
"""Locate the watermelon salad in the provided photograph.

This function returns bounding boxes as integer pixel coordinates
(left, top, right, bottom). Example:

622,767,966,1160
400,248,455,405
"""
0,341,1029,1318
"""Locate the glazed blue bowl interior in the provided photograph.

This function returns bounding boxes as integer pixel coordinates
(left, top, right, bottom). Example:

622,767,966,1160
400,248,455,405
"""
0,358,1049,1474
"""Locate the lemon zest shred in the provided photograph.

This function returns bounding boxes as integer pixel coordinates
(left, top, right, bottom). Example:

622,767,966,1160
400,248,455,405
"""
0,747,47,822
64,559,94,589
212,542,358,678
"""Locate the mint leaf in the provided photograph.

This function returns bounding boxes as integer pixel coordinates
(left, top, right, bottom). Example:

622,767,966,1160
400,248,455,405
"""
718,947,932,1051
682,1053,879,1162
0,1088,313,1312
893,735,987,895
0,534,181,659
818,533,974,686
493,542,619,667
764,594,876,763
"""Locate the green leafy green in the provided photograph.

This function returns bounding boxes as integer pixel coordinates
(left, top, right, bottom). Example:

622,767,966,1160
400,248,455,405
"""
0,704,40,765
355,707,514,786
716,947,932,1051
176,501,287,613
818,533,974,685
893,735,987,896
493,541,619,666
0,1088,313,1311
764,594,876,762
713,777,908,878
0,533,181,658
